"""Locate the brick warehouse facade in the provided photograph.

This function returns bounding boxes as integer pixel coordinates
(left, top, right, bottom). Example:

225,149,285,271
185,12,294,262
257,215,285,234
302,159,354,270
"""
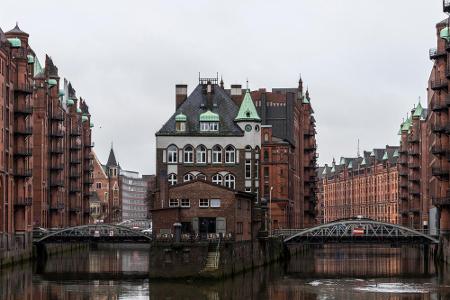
0,23,94,249
319,146,400,224
253,78,317,229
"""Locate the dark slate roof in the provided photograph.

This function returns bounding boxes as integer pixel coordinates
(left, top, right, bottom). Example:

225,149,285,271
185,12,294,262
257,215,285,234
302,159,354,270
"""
157,84,243,136
68,82,76,99
6,23,28,36
0,27,5,42
106,148,118,167
45,55,58,77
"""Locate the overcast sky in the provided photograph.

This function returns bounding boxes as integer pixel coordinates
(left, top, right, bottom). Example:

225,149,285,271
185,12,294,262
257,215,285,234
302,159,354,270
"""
0,1,444,174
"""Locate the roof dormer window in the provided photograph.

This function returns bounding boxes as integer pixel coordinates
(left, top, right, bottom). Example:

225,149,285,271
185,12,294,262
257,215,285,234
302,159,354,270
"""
175,112,187,132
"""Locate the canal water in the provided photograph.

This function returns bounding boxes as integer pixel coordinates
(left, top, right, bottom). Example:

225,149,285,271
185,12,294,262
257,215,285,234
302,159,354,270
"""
1,244,450,299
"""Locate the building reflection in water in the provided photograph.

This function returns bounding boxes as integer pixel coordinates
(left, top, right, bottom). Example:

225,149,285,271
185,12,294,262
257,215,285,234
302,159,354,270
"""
2,245,450,300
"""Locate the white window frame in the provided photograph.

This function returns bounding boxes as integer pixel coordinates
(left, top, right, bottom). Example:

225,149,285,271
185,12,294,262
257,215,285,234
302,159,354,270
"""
210,199,221,208
210,122,219,131
224,174,235,189
167,145,178,163
225,146,235,163
168,173,177,186
212,174,223,185
184,146,193,163
200,122,209,132
183,173,194,182
212,145,222,164
245,159,251,179
169,199,179,207
199,199,209,208
176,121,186,132
255,159,259,179
196,145,207,163
196,173,207,181
181,199,190,207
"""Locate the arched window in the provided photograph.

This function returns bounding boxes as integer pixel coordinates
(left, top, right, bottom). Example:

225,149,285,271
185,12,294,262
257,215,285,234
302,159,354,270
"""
184,146,193,163
245,145,252,151
264,133,269,142
224,174,235,189
212,174,223,185
167,145,178,163
225,145,235,163
183,173,194,182
212,145,222,164
168,173,177,186
196,173,207,181
196,145,206,163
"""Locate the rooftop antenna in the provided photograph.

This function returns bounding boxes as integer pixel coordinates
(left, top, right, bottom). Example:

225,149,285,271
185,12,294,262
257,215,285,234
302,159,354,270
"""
357,138,360,157
246,78,249,90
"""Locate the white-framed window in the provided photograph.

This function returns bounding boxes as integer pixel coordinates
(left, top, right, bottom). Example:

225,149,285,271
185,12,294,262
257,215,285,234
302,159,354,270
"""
169,199,179,207
212,145,222,163
96,182,102,189
210,199,221,208
196,173,207,181
200,122,209,132
255,159,259,179
181,199,190,207
168,173,177,186
225,145,235,163
184,146,193,163
199,199,209,208
210,122,219,131
224,174,235,189
184,173,194,182
167,145,178,163
196,145,206,163
212,174,223,185
245,159,251,179
176,121,186,132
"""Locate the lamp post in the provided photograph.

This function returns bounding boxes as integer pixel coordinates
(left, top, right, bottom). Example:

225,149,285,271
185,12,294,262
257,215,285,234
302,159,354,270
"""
269,186,274,237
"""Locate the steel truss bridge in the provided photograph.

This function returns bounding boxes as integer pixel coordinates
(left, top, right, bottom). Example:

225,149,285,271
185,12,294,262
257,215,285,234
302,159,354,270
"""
276,218,439,245
34,224,152,244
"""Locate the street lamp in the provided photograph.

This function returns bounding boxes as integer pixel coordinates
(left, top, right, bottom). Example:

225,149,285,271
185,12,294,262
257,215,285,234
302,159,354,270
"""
269,186,274,237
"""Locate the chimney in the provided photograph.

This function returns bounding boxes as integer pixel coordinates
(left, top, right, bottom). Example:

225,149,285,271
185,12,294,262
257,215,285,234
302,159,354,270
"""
230,84,242,106
175,84,188,110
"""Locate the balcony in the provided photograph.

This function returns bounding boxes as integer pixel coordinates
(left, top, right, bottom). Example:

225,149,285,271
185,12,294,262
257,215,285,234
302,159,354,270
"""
50,180,64,187
69,207,81,213
409,174,420,182
446,95,450,107
70,128,81,136
14,167,32,178
408,162,420,169
50,111,64,122
398,157,407,165
432,166,449,178
409,149,420,156
432,145,447,156
399,182,408,188
69,185,81,193
431,100,447,112
83,208,90,215
399,171,408,177
432,124,447,134
444,0,450,13
304,129,315,137
304,144,317,152
433,196,450,206
398,149,407,154
84,142,95,148
14,147,32,157
14,102,32,115
14,125,32,136
84,191,94,197
13,82,33,94
50,163,64,171
84,165,94,172
14,197,32,207
430,47,446,59
431,78,448,90
84,178,94,185
49,202,65,211
70,157,81,164
408,135,420,143
70,144,82,150
50,146,64,154
409,188,420,196
49,129,64,138
69,171,81,178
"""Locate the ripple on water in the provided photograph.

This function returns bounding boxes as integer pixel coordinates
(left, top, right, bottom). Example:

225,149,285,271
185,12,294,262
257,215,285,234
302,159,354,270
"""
354,283,429,294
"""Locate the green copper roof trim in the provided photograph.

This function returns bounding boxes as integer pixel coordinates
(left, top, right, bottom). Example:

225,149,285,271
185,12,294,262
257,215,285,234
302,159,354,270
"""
200,110,219,122
382,151,388,160
441,26,450,42
235,89,261,122
33,56,43,76
331,165,336,173
90,121,94,128
175,112,187,122
393,149,399,158
302,97,310,104
82,115,88,122
322,167,327,175
27,55,34,64
348,161,353,169
58,89,65,97
413,102,423,118
361,158,367,166
47,79,57,87
66,99,74,106
401,118,411,131
7,38,21,48
76,108,82,113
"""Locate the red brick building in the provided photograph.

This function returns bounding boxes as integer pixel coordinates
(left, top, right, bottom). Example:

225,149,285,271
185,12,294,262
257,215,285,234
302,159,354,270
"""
320,146,400,224
152,180,254,241
254,79,317,229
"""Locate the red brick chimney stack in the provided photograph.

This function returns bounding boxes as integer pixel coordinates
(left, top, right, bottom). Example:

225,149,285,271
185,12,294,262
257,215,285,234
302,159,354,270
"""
175,84,188,110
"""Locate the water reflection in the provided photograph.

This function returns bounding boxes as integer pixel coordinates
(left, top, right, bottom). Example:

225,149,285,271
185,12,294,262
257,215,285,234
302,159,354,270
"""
1,244,450,299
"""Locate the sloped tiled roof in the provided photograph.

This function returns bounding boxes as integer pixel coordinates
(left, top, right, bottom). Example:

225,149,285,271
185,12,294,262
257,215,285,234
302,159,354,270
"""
6,23,28,36
106,148,118,167
157,84,244,136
